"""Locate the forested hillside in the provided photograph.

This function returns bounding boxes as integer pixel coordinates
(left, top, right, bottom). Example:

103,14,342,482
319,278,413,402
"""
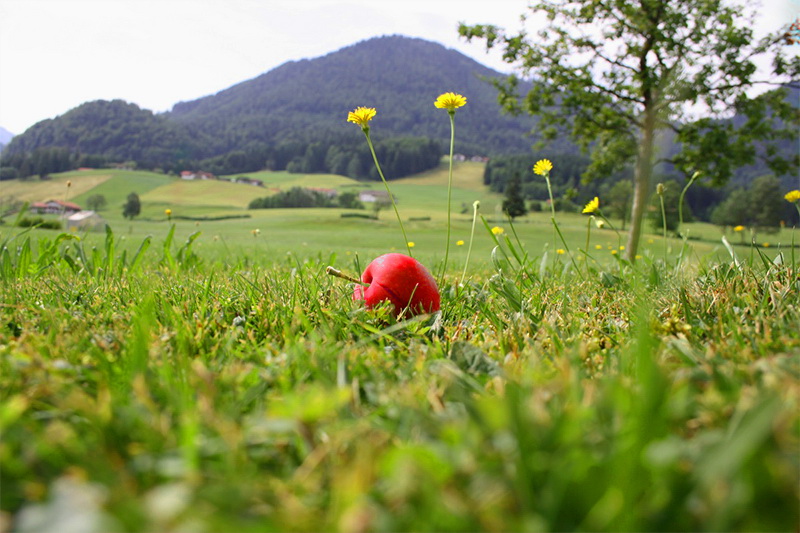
1,36,537,180
1,100,200,176
168,35,536,155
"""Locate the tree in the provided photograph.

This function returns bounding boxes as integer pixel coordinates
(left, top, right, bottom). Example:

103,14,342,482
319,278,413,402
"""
86,194,107,211
502,173,528,219
460,1,799,260
604,180,633,230
710,188,750,228
710,177,784,235
337,191,364,210
122,192,141,220
0,167,17,181
747,175,785,232
371,198,391,220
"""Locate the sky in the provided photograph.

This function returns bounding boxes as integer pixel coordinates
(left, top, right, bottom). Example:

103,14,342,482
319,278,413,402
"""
0,0,797,135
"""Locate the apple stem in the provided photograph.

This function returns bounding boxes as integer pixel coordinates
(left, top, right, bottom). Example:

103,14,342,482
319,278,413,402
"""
326,266,369,286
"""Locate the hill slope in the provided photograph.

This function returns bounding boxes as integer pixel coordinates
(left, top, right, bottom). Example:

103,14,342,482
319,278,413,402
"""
2,100,200,168
168,35,536,155
2,36,537,179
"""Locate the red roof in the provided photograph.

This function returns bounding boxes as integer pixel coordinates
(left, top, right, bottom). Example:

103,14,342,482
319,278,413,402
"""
45,199,82,210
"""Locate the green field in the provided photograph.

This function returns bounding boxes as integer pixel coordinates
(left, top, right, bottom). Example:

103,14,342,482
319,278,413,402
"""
2,163,796,266
1,164,798,531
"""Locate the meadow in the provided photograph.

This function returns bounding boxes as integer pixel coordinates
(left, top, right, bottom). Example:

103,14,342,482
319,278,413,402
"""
0,162,798,532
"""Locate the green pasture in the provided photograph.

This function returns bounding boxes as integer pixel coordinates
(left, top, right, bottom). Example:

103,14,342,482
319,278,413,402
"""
3,163,796,272
0,171,113,204
1,216,798,531
1,161,799,532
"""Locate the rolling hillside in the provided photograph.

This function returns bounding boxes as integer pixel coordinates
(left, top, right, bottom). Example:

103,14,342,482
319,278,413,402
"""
1,161,504,222
2,36,537,179
168,35,536,155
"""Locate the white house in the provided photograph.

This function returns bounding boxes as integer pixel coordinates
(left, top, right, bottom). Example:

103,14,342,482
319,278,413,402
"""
64,210,106,232
180,170,217,180
358,190,394,203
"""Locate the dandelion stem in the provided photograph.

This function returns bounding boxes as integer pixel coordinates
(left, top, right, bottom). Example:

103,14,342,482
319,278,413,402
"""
441,111,456,284
460,200,479,286
597,210,621,249
585,216,592,255
659,191,668,263
541,172,582,277
362,129,412,256
544,173,558,267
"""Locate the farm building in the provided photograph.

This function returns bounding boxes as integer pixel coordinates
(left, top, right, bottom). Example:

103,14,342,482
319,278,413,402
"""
30,200,82,215
232,176,264,186
64,210,107,232
180,171,217,180
358,190,394,203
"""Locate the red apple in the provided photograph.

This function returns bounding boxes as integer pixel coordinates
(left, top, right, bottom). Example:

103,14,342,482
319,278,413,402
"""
352,253,440,317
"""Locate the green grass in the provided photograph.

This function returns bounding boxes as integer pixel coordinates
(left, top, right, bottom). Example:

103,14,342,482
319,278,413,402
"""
1,165,798,531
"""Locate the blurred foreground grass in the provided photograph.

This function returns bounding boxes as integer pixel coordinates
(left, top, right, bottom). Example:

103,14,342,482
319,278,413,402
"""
0,224,798,532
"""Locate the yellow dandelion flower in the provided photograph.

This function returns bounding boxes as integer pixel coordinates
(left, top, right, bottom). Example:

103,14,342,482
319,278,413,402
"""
582,196,599,214
347,107,376,127
611,250,618,255
557,249,565,255
533,159,553,176
595,244,603,250
456,240,465,246
434,92,467,111
785,190,800,203
733,225,745,232
763,242,770,247
165,209,172,216
619,245,625,250
491,226,504,235
635,255,643,260
407,241,415,248
647,238,654,244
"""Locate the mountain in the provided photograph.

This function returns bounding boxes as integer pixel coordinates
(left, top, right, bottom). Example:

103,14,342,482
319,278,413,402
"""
1,36,538,179
2,100,198,168
168,35,536,155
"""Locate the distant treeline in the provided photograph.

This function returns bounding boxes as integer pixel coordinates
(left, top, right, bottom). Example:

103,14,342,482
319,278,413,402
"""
486,153,800,227
0,99,442,180
200,135,442,180
249,188,364,210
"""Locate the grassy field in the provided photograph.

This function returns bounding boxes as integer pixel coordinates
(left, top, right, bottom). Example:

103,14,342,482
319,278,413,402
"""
1,164,798,531
2,162,796,267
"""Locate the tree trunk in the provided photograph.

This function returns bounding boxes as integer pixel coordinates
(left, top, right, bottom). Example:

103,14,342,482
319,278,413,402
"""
625,106,657,261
